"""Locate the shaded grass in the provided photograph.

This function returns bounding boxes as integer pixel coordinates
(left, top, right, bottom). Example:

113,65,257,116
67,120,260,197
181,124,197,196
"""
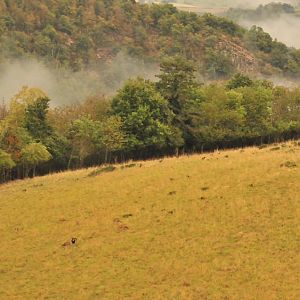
0,142,300,299
88,165,116,177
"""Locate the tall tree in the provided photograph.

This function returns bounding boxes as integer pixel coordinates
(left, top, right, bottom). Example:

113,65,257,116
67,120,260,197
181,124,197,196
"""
111,78,174,153
156,56,197,150
95,116,126,163
156,56,196,115
24,97,53,141
20,142,52,177
68,117,97,167
239,85,273,140
0,149,15,182
7,87,48,128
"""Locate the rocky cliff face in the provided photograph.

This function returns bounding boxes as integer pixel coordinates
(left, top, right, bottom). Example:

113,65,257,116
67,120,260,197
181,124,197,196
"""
217,36,258,73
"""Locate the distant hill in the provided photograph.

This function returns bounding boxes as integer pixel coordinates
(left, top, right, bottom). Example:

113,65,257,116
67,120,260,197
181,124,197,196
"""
1,0,300,78
227,2,297,20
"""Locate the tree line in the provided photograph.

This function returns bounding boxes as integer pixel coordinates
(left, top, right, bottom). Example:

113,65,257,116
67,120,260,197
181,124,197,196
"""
1,56,300,182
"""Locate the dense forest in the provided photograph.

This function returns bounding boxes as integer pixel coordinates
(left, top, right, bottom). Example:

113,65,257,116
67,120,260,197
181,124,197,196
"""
1,0,300,182
1,0,300,78
1,56,300,182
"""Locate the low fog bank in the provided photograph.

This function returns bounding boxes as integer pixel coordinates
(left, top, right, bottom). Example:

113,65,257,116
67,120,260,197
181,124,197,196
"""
0,54,158,106
240,14,300,48
267,76,300,88
222,0,300,48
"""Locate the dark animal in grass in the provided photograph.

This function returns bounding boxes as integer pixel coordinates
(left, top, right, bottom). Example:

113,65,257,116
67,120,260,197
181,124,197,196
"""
62,238,77,247
122,213,133,218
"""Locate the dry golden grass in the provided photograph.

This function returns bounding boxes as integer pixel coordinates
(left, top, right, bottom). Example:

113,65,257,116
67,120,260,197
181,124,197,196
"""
1,142,300,299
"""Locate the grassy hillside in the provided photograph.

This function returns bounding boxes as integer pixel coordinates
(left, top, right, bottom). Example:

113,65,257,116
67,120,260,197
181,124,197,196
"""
1,141,300,299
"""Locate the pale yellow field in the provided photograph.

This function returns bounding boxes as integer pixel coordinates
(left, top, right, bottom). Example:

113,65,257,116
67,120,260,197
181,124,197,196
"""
1,142,300,299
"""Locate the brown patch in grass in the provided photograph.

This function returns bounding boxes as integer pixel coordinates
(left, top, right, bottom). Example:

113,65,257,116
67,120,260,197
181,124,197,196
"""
280,161,297,168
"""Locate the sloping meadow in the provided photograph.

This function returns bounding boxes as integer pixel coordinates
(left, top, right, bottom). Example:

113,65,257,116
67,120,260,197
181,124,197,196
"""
0,141,299,299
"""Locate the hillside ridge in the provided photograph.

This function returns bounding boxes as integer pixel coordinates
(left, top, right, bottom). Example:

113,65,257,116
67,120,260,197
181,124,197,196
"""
0,0,300,78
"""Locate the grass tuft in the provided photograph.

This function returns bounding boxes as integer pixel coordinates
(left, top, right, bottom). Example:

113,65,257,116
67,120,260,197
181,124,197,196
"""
88,165,116,177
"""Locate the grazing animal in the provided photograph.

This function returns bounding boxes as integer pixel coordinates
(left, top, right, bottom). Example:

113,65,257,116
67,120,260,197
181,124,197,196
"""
62,237,77,247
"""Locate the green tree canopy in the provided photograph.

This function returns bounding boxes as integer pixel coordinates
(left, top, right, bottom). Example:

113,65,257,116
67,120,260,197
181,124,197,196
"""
20,142,52,177
95,116,126,163
111,78,174,151
156,56,196,115
25,97,53,141
0,149,15,182
7,87,48,128
68,117,97,167
0,149,15,170
227,73,254,90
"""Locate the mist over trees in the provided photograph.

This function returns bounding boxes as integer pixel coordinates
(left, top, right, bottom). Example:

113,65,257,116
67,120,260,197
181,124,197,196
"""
1,57,300,182
227,2,300,48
